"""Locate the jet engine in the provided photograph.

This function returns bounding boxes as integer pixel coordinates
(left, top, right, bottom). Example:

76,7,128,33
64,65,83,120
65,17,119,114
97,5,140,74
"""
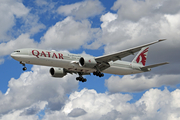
49,67,67,78
79,57,97,68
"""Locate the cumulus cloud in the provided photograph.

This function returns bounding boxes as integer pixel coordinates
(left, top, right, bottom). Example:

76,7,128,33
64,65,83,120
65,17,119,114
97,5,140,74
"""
100,12,118,28
0,34,38,57
20,14,46,35
62,89,132,117
0,65,78,114
99,110,121,120
57,0,105,20
34,0,58,18
35,0,49,6
42,88,180,120
111,0,180,21
0,0,29,41
0,110,38,120
105,74,180,93
20,101,47,116
0,101,47,120
68,108,87,117
98,12,180,55
39,17,100,50
42,88,132,120
0,0,45,58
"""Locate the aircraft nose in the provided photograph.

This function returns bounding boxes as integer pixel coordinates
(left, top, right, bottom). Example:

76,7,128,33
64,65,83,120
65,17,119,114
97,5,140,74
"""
11,52,15,58
11,52,18,59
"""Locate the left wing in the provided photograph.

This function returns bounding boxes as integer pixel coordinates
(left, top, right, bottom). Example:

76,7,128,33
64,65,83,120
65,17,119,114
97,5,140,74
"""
95,39,166,63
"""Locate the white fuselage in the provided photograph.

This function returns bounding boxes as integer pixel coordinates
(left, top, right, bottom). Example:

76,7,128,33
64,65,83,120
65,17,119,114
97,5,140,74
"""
11,48,145,75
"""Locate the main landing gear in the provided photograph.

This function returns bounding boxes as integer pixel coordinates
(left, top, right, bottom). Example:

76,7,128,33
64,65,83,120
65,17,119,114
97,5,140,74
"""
93,71,104,77
93,66,104,77
76,71,104,83
20,61,27,71
76,72,87,83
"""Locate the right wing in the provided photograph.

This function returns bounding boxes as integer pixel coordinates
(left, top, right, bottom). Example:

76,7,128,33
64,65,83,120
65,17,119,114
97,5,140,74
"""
95,39,166,63
95,39,166,71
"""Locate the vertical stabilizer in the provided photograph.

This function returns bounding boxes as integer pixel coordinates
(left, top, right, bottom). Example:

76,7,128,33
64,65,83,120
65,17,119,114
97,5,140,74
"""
132,46,149,66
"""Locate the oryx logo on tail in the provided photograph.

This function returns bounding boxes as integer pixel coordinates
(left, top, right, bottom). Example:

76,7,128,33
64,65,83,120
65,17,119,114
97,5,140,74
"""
132,46,149,66
136,47,149,66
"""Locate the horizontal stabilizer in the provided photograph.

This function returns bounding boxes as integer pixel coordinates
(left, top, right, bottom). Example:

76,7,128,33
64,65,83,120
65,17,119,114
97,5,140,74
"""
141,62,169,71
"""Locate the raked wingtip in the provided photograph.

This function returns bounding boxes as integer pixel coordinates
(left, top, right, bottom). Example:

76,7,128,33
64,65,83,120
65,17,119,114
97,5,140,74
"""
158,39,167,42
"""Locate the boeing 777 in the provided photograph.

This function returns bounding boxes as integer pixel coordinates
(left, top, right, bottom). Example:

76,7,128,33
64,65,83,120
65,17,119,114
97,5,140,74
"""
11,39,168,82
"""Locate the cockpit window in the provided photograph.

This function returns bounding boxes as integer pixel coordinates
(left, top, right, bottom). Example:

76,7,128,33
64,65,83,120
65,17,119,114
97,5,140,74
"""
14,50,20,52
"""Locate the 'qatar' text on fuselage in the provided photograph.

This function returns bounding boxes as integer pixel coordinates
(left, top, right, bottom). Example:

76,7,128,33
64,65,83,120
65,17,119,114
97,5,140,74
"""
32,50,64,59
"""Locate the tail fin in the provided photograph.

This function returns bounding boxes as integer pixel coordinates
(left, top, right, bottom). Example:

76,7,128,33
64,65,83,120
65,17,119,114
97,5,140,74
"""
132,46,149,66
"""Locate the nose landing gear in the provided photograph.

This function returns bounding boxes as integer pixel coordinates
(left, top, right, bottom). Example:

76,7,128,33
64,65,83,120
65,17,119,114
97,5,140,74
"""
23,67,27,71
20,61,27,71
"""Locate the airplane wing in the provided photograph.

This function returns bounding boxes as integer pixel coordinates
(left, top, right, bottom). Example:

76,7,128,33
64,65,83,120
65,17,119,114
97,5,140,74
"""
95,39,166,71
95,39,166,63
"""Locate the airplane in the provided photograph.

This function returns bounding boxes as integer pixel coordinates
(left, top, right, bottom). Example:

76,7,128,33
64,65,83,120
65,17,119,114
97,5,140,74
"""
11,39,169,82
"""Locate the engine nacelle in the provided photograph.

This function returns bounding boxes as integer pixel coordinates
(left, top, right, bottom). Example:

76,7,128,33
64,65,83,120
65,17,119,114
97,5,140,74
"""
79,57,97,68
49,67,67,78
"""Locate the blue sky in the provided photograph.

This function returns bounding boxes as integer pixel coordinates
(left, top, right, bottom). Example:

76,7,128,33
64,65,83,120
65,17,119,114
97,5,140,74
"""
0,0,180,119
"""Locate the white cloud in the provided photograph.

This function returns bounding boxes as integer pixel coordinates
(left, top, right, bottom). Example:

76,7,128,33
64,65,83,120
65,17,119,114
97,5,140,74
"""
35,0,49,6
0,0,29,41
98,12,172,54
9,1,29,18
105,74,180,93
100,12,118,29
34,0,58,18
57,0,105,20
20,14,46,35
58,2,82,16
0,65,78,114
68,108,87,117
0,110,38,120
43,88,132,120
0,34,38,57
135,88,180,120
112,0,151,21
20,101,47,116
42,88,180,120
0,101,47,120
111,0,180,21
39,17,100,50
0,0,45,58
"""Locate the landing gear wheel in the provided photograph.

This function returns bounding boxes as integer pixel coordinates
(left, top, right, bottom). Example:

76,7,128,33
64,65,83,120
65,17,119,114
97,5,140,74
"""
82,78,87,82
20,61,27,71
23,67,27,71
76,72,87,82
76,75,87,83
93,71,104,77
99,73,104,77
